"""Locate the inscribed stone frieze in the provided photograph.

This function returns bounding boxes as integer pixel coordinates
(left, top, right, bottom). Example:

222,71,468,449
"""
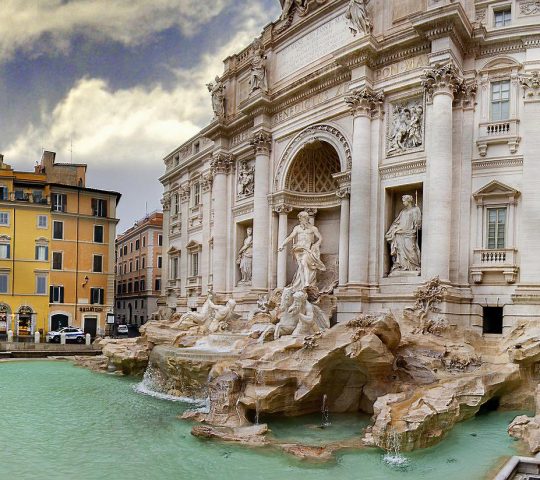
274,13,353,80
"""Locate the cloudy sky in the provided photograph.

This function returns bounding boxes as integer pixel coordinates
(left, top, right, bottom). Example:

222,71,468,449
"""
0,0,280,231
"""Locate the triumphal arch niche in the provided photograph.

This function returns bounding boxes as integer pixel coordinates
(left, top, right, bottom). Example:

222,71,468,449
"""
272,125,352,292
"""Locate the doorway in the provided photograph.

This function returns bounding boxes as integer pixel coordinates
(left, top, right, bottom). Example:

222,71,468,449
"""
51,314,69,331
83,316,98,338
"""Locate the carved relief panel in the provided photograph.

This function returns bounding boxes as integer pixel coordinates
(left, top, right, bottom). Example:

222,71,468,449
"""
386,96,425,157
237,160,255,200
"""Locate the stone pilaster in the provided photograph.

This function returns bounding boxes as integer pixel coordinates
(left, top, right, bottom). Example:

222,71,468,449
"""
421,63,463,282
250,130,272,291
344,88,384,286
210,153,233,293
200,172,213,295
274,204,293,288
517,72,540,286
160,193,171,299
337,186,350,286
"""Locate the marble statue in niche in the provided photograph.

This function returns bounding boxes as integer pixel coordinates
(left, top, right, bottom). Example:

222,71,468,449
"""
346,0,373,36
387,99,424,156
385,195,422,274
237,160,254,198
207,76,225,118
237,227,253,285
249,39,268,94
278,211,326,290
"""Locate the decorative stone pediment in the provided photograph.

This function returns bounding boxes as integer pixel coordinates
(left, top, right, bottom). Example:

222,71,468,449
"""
186,240,202,253
35,236,48,244
472,180,520,202
480,57,522,75
0,234,10,242
167,246,180,255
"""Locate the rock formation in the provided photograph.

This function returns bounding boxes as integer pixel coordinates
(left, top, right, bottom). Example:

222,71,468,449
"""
78,279,540,458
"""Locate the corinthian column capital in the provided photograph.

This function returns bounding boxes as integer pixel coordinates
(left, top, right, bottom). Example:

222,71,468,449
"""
210,153,233,175
251,130,272,155
345,88,384,118
421,62,463,101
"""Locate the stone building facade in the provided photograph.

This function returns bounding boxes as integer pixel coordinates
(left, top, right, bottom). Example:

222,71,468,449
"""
115,212,163,326
160,0,540,335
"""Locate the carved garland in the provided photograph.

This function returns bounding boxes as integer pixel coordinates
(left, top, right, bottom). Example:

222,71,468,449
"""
520,0,540,15
519,71,540,99
274,125,352,191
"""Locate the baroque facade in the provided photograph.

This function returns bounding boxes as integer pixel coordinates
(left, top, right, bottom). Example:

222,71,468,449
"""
160,0,540,335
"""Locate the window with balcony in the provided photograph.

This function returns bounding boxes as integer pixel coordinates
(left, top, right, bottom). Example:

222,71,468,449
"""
190,252,199,277
487,207,506,249
14,189,27,201
170,257,178,280
52,193,67,212
53,221,63,240
0,186,7,201
33,190,44,204
471,181,519,284
491,81,510,121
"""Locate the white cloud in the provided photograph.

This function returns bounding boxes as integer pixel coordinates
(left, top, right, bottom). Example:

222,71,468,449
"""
3,0,277,167
0,0,232,63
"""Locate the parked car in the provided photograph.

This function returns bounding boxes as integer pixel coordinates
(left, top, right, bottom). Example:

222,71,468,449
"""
117,325,129,335
46,327,86,344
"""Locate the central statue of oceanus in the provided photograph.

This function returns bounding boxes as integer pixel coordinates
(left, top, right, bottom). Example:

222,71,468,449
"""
278,211,326,290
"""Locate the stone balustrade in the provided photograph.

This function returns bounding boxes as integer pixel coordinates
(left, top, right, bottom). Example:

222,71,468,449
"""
477,119,520,156
471,248,518,284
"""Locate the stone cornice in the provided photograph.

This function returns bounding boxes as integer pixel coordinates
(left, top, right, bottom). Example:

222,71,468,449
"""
345,88,384,117
379,159,426,180
472,157,523,171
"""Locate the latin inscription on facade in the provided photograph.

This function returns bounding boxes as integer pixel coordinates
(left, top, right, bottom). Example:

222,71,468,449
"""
375,55,429,81
272,84,345,126
275,14,353,80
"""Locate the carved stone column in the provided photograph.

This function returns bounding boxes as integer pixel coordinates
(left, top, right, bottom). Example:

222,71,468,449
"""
345,88,384,286
200,172,213,295
160,193,171,298
210,153,233,293
337,186,350,286
275,204,292,288
421,63,462,282
251,131,272,291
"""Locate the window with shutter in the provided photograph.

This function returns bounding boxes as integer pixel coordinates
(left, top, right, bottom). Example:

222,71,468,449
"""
93,255,103,273
53,221,63,239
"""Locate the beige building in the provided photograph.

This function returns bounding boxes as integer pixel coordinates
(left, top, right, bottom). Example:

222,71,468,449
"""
115,212,163,326
159,0,540,336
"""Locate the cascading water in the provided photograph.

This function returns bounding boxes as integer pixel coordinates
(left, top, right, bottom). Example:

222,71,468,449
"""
320,394,331,428
134,365,207,405
382,429,410,469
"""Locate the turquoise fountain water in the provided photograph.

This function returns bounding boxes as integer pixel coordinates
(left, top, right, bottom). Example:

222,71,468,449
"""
0,360,528,480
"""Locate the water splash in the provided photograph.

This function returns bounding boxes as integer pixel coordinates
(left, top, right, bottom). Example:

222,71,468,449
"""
382,430,410,469
320,394,331,428
255,369,264,425
133,366,206,405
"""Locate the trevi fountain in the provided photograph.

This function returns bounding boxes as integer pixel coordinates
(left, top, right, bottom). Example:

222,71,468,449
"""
6,0,540,479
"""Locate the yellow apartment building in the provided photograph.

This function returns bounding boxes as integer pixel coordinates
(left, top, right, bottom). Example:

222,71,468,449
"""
0,151,121,338
41,152,121,336
0,155,51,337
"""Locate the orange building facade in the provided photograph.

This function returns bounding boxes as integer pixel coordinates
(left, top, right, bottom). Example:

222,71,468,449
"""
0,151,121,338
